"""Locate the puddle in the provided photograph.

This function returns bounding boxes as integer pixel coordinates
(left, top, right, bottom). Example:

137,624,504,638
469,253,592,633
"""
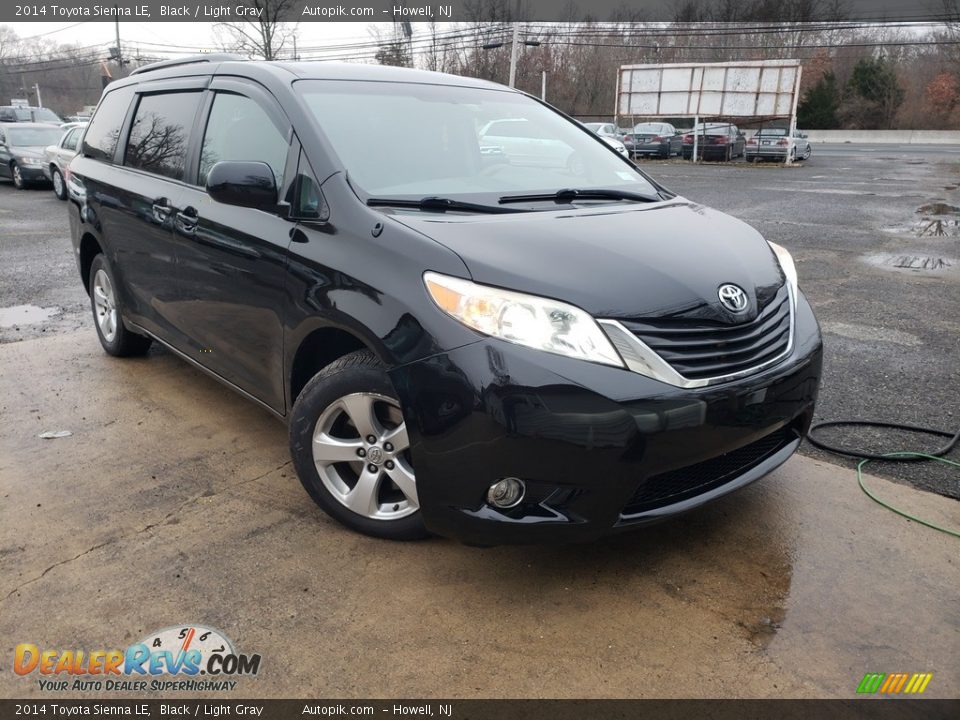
862,252,956,275
0,305,60,328
821,321,923,347
916,202,960,215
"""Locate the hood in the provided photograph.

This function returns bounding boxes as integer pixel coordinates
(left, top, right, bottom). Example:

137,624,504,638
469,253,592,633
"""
13,146,46,158
392,200,785,323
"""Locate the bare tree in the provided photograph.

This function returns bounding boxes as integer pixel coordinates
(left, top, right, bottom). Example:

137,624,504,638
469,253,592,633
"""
215,0,299,60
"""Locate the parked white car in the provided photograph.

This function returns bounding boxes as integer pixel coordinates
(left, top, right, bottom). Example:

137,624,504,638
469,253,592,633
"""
43,124,85,199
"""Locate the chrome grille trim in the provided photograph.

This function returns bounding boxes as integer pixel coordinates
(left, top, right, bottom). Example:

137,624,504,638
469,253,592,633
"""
598,284,795,389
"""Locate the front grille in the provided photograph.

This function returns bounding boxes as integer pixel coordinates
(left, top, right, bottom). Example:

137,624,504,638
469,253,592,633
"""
622,425,797,516
620,285,791,380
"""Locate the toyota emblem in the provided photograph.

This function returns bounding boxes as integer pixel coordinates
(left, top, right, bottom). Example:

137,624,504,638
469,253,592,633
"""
718,284,749,313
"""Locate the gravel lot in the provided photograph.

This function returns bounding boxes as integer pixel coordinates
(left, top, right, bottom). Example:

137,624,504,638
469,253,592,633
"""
1,145,958,497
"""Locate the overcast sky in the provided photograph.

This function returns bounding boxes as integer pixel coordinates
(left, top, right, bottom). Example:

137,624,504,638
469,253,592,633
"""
7,21,390,55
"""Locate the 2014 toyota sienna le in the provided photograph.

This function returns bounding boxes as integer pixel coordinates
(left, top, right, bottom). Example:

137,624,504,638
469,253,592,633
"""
67,55,822,545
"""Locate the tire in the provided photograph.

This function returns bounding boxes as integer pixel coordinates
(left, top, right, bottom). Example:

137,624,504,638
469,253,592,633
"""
51,168,67,200
290,350,428,541
88,254,153,357
11,162,25,190
803,145,812,160
724,145,732,162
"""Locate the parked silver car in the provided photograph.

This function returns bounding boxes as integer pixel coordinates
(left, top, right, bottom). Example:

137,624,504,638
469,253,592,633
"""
43,124,85,199
746,128,812,162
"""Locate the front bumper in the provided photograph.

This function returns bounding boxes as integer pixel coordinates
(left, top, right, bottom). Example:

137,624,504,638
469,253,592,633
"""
390,292,823,545
15,164,48,182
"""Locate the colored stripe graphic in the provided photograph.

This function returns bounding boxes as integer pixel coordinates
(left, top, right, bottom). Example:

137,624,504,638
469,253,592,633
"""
857,673,885,693
858,672,932,694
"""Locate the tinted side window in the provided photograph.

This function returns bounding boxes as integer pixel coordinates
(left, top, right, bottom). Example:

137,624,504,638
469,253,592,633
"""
82,85,135,162
125,91,202,180
198,92,288,187
291,151,329,221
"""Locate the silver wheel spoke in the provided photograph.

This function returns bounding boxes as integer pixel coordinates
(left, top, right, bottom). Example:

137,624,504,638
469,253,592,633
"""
344,467,382,517
313,434,364,463
339,394,382,439
386,463,418,507
382,423,409,452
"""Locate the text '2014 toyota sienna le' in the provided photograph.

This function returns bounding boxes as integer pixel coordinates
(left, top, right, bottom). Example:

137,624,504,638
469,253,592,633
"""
67,55,822,545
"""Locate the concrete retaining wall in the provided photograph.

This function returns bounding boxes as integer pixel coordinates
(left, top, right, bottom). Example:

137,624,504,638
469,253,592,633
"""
805,130,960,144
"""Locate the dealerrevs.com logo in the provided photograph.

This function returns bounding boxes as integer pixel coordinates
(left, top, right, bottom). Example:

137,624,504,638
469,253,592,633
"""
14,625,261,692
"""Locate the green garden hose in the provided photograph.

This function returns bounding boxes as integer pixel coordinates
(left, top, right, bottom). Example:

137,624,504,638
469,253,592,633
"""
807,421,960,538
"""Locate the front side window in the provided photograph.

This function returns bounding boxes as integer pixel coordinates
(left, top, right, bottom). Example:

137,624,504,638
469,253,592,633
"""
198,92,288,187
296,80,658,203
125,91,202,180
82,85,135,162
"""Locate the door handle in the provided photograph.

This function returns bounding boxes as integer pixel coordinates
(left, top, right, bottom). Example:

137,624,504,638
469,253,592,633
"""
175,206,199,235
151,197,172,225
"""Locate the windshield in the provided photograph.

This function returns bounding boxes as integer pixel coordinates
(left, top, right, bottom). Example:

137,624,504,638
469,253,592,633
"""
634,123,665,134
6,127,64,147
297,80,658,202
756,128,787,136
583,123,603,132
33,108,62,123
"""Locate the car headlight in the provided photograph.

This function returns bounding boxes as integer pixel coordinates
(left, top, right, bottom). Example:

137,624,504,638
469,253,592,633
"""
768,241,798,305
21,157,44,166
424,271,625,367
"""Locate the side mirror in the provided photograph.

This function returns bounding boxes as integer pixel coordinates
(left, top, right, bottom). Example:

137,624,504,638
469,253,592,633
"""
206,161,278,210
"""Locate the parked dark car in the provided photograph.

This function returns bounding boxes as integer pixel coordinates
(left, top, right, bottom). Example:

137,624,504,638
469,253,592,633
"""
67,56,822,545
0,105,62,124
682,122,746,161
44,124,85,199
0,123,64,189
625,122,682,158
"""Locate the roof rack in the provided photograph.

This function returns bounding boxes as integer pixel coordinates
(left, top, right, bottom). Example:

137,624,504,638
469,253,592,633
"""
130,53,245,76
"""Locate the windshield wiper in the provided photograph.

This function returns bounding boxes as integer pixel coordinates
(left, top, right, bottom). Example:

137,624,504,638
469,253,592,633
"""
367,196,527,214
499,188,660,205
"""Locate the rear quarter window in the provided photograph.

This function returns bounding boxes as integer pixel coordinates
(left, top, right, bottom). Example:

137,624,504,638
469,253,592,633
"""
124,91,202,180
82,86,135,162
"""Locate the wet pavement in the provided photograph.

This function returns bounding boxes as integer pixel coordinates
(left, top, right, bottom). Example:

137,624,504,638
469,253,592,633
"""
0,331,957,699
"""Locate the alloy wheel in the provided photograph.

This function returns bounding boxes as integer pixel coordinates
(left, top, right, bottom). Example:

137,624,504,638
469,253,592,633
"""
52,169,64,198
311,392,417,521
12,163,23,189
92,268,118,343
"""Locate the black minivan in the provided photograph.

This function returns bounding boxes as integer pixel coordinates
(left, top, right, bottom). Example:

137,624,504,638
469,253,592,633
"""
67,55,822,545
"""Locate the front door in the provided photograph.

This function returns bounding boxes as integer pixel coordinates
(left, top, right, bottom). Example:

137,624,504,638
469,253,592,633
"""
171,79,295,413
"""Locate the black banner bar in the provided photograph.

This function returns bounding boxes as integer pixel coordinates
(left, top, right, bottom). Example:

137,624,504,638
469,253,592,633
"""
1,0,953,24
2,700,959,720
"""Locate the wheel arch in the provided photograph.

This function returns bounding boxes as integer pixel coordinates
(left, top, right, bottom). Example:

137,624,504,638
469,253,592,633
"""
287,325,375,410
79,232,103,294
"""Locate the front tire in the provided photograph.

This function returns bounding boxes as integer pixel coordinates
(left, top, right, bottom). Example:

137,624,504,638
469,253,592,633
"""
88,254,152,357
11,162,25,190
290,350,427,541
52,168,67,200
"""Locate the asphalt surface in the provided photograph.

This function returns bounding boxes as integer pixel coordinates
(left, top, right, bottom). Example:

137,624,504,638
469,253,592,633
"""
0,143,958,501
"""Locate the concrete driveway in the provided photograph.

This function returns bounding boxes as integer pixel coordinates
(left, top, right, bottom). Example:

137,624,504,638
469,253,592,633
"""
1,332,957,699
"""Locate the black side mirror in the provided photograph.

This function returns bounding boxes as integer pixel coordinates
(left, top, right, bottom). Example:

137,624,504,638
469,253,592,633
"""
206,161,278,210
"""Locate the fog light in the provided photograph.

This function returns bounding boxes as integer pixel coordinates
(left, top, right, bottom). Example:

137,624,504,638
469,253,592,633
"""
487,477,525,508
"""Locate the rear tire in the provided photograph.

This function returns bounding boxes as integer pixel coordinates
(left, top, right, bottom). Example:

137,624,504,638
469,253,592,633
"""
88,254,153,357
52,168,67,200
290,350,428,541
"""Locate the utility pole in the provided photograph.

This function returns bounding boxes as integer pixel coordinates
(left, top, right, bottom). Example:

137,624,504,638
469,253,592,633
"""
114,14,123,69
293,35,298,60
33,83,42,107
541,70,546,101
508,23,520,88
